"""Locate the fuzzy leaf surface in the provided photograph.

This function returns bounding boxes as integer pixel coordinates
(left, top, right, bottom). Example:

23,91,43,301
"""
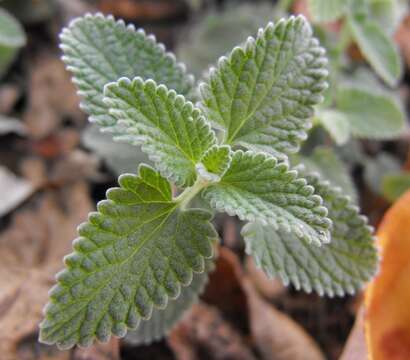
196,145,232,182
202,150,332,246
176,3,278,77
103,77,217,187
125,261,212,345
243,170,378,297
60,13,194,128
199,16,328,159
316,109,351,145
336,85,406,139
348,15,402,87
39,165,217,349
299,146,357,203
82,124,151,175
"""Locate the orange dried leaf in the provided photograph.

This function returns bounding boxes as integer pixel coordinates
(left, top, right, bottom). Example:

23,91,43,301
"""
365,190,410,359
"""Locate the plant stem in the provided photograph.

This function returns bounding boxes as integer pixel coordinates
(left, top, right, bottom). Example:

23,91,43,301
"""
175,176,209,210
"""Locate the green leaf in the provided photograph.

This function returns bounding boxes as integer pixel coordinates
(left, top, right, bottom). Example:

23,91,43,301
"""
298,147,357,203
125,260,212,345
196,145,232,182
382,172,410,202
39,165,217,349
369,0,405,35
60,13,194,128
0,8,26,76
336,85,406,139
202,150,332,246
199,16,328,159
308,0,346,23
243,170,378,297
347,0,369,17
176,3,279,78
82,124,151,176
316,109,351,145
363,152,401,194
103,77,217,187
348,15,402,87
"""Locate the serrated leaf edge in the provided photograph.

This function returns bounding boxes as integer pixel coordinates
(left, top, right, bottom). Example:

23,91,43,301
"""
38,165,218,349
198,15,329,152
59,12,195,127
202,150,332,246
103,76,217,187
243,165,379,297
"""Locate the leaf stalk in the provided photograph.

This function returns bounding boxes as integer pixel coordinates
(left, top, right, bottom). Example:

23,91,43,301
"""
175,176,209,209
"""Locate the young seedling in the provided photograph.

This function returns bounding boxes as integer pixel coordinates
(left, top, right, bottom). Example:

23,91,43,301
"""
39,13,378,349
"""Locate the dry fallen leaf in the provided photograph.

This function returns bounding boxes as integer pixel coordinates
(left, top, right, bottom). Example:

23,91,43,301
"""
0,264,64,360
168,302,257,360
0,116,27,136
0,83,20,114
23,52,82,139
0,166,34,217
364,190,410,360
242,278,325,360
98,0,186,21
0,182,92,360
20,157,48,189
245,257,285,300
203,247,248,321
339,307,368,360
203,247,325,360
73,339,120,360
168,247,255,360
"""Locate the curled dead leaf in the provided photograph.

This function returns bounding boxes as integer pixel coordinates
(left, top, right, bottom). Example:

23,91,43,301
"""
97,0,187,21
365,190,410,360
73,339,120,360
242,278,325,360
245,257,285,300
203,247,325,360
339,307,368,360
168,302,257,360
0,166,34,218
0,265,60,360
0,182,92,359
202,247,248,322
23,52,82,139
0,83,20,114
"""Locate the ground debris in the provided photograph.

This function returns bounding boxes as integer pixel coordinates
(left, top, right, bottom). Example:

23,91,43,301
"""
168,302,257,360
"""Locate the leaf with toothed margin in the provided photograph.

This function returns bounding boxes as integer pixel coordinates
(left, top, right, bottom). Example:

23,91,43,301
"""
39,164,218,349
296,146,357,203
199,16,328,160
242,168,378,297
103,77,217,187
125,259,213,345
202,150,332,246
60,13,195,128
196,145,232,182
